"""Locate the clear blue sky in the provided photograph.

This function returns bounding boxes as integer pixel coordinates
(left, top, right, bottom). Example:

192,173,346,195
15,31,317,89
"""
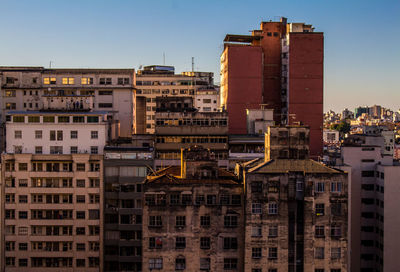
1,0,399,112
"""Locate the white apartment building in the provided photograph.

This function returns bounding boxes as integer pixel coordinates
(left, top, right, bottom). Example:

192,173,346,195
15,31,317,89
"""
0,67,135,138
339,134,400,272
1,107,107,270
194,89,220,112
6,111,108,155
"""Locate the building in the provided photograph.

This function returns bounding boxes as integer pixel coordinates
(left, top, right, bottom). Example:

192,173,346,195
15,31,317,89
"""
221,18,323,158
154,96,228,169
194,88,220,112
0,67,135,140
228,134,264,170
103,141,154,272
0,92,108,270
355,107,369,118
246,107,275,135
323,129,340,144
341,108,354,120
241,126,348,272
340,134,400,272
142,146,244,271
134,66,215,134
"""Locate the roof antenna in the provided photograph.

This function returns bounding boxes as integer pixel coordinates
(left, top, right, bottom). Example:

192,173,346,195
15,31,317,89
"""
192,57,194,72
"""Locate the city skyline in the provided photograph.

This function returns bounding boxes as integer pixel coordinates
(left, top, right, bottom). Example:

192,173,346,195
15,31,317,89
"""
1,0,399,110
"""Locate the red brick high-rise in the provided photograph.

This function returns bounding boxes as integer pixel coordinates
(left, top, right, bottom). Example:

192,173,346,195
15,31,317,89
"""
220,17,323,158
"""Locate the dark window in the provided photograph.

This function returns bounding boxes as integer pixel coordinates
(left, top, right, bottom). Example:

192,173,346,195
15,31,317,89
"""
200,216,210,227
200,237,210,249
175,237,186,249
223,237,238,249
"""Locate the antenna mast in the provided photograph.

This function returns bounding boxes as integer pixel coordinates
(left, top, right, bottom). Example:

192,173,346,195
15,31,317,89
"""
191,57,194,72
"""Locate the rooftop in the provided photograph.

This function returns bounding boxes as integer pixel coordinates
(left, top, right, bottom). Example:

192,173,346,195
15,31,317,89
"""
248,159,344,174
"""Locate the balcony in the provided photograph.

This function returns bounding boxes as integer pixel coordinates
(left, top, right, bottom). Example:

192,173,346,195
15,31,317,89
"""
42,95,93,111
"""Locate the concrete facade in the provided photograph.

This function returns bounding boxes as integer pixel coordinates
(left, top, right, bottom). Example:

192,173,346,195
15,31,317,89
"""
142,146,244,271
135,66,215,134
0,67,135,139
103,145,154,272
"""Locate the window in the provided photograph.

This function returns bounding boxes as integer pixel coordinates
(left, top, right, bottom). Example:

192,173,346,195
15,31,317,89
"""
224,215,238,227
70,146,78,154
81,77,93,84
315,225,325,237
76,211,85,219
331,182,342,192
200,237,210,249
315,247,325,259
315,182,325,192
331,247,341,259
200,215,210,227
76,163,85,171
87,116,99,123
19,259,28,267
90,178,100,187
331,203,342,216
89,209,99,220
269,225,278,237
176,216,186,227
268,202,278,214
316,203,325,216
91,131,98,139
98,103,113,108
90,146,98,154
361,171,375,177
175,237,186,249
252,247,262,259
6,103,16,109
12,116,24,122
19,163,28,171
251,226,262,237
251,181,263,193
330,225,342,238
175,258,186,270
149,216,162,227
19,195,28,203
149,237,163,249
28,116,40,123
62,77,74,84
19,243,28,250
70,131,78,139
14,130,22,139
99,77,112,85
149,258,163,270
50,146,63,154
223,258,237,270
5,90,16,97
19,179,28,187
76,227,86,235
268,247,278,259
35,130,42,139
89,257,99,267
76,243,86,251
5,241,15,251
117,77,130,85
200,258,210,270
252,203,262,214
224,237,238,249
98,90,113,96
73,116,84,123
76,259,85,267
76,195,86,203
206,195,217,205
43,77,56,84
42,116,54,123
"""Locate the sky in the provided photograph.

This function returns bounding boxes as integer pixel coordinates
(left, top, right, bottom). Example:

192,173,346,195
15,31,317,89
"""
0,0,399,112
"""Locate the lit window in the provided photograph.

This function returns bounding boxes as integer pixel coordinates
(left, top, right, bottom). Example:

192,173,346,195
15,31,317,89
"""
62,77,75,85
81,77,93,85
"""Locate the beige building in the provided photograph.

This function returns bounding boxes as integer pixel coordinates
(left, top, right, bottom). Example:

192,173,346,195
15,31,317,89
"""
134,66,214,134
0,67,135,138
241,126,348,272
142,146,244,271
340,133,400,272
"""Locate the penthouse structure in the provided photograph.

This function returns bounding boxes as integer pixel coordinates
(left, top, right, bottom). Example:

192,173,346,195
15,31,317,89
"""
134,65,215,134
0,66,135,140
240,126,348,272
221,18,323,158
142,146,244,271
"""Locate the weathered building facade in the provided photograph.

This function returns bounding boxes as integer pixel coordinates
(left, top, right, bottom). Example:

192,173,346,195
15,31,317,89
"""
154,97,228,169
241,126,348,272
142,146,244,271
